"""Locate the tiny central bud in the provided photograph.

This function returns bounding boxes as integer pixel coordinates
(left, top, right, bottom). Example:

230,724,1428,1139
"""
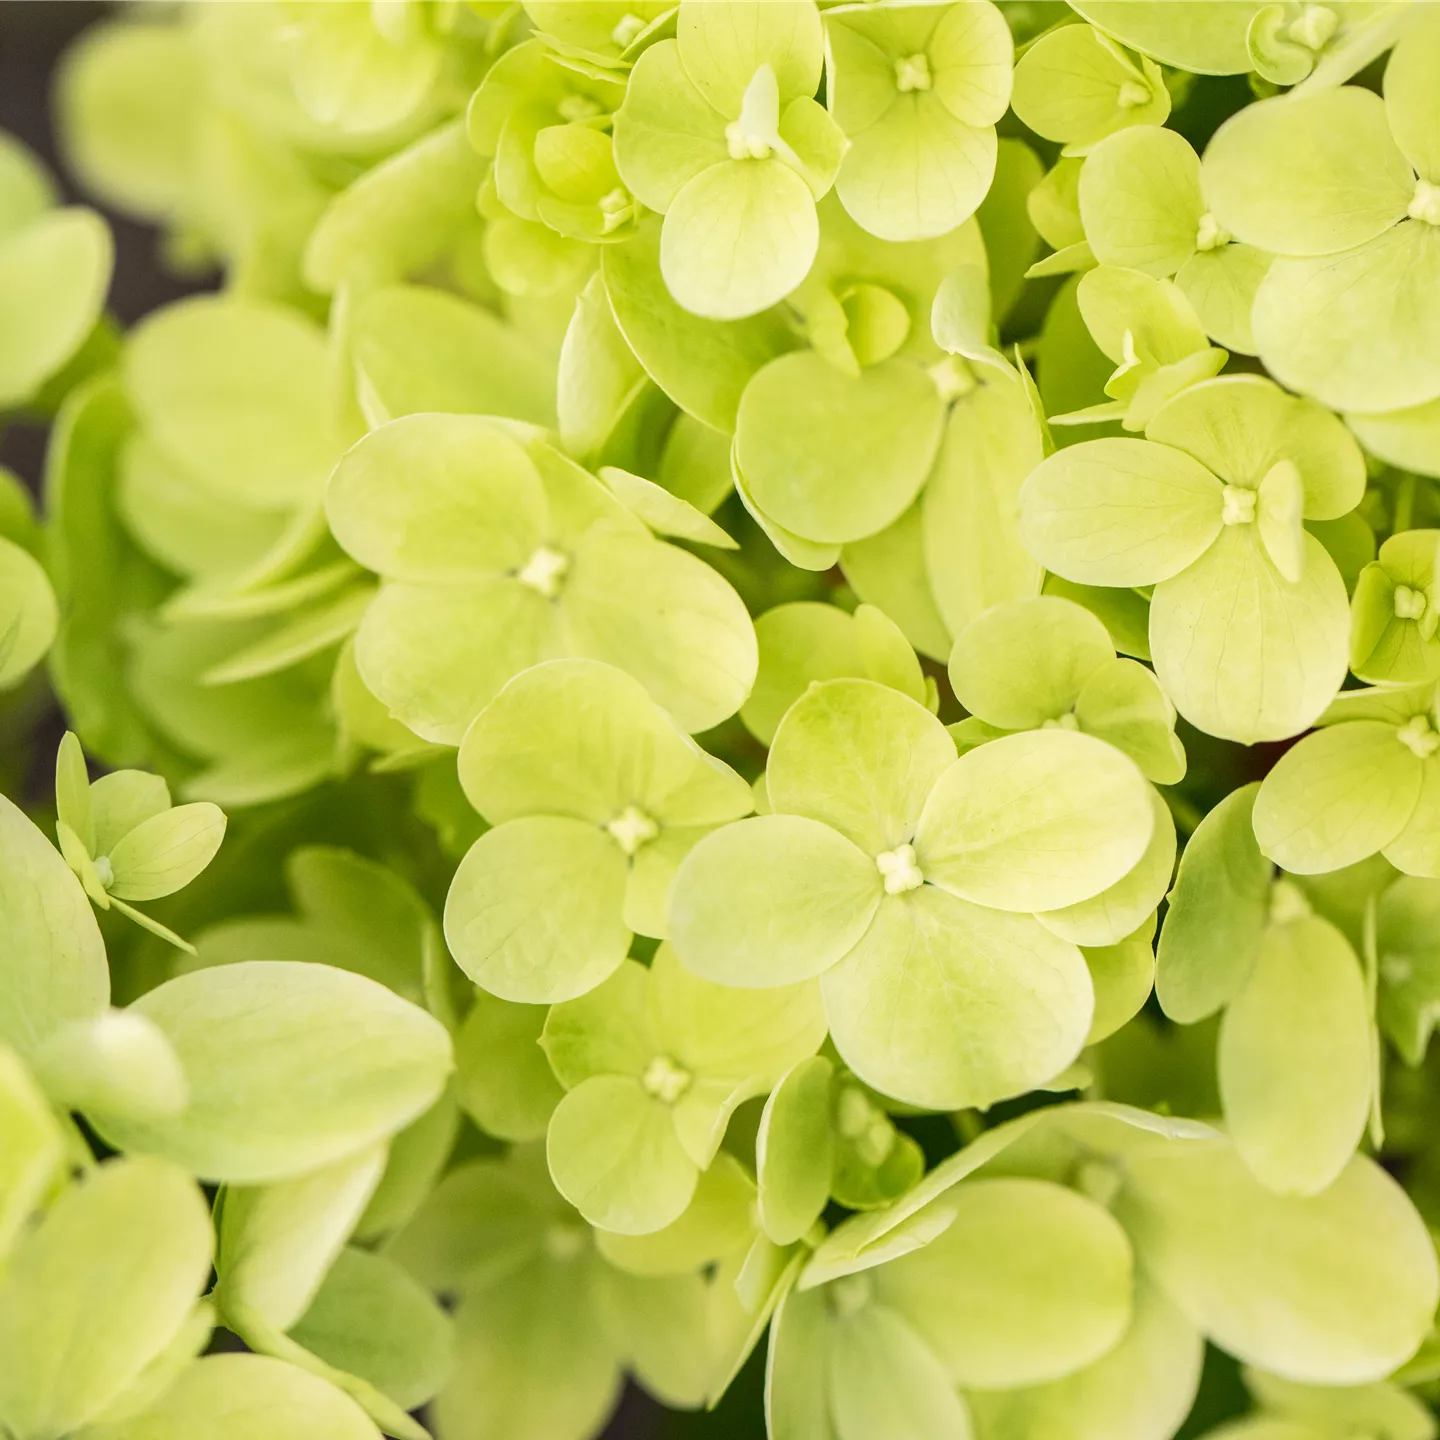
725,121,772,160
876,842,924,895
94,855,115,889
1116,80,1151,109
1221,484,1258,526
517,545,569,598
1269,878,1311,925
606,804,659,856
610,12,647,47
1395,584,1429,621
1409,179,1440,227
1042,711,1080,731
558,94,603,123
894,53,932,92
1195,211,1231,251
1289,4,1338,50
828,1273,874,1318
1397,713,1440,758
598,186,635,233
642,1054,692,1104
928,355,977,404
545,1221,587,1260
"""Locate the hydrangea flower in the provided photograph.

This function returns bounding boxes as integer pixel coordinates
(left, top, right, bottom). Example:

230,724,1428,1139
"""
1202,21,1440,412
1348,528,1440,685
1022,374,1363,742
669,677,1156,1108
612,0,847,318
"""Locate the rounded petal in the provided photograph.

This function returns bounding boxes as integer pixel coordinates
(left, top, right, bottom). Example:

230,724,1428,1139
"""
0,535,58,690
1019,438,1224,589
757,1055,835,1246
1116,1140,1439,1384
1220,914,1372,1196
668,814,883,987
546,1076,696,1235
876,1177,1133,1388
835,91,997,243
736,351,946,546
564,528,757,735
1080,126,1204,277
1067,1,1256,73
661,160,818,321
1074,658,1186,785
948,595,1113,730
1384,754,1440,878
916,730,1155,914
541,960,656,1090
767,678,956,853
677,0,823,115
1347,395,1440,480
445,816,631,1005
820,885,1093,1110
1175,242,1272,355
1149,527,1349,744
842,500,954,664
1383,17,1440,185
1084,919,1157,1044
1202,88,1413,257
930,0,1013,127
1253,222,1440,414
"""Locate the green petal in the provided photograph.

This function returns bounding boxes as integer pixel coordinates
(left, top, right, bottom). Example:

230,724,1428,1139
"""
1080,126,1204,277
104,802,224,901
1202,88,1413,257
1347,396,1440,480
767,678,956,853
1384,755,1440,878
0,207,111,408
0,1043,61,1258
1377,876,1440,1065
921,373,1044,635
1084,917,1157,1043
1145,374,1366,521
0,535,58,690
355,1099,459,1244
917,730,1154,913
842,500,954,663
599,465,738,549
445,816,630,1005
827,1300,974,1440
1019,438,1223,588
1220,913,1372,1196
677,0,823,115
757,1055,835,1246
455,993,564,1142
1384,17,1440,183
1149,527,1350,744
1116,1140,1439,1384
564,527,758,734
766,1287,835,1440
668,814,883,987
820,886,1093,1110
948,595,1112,730
1039,789,1175,948
1175,243,1272,355
1245,1368,1438,1440
0,1157,212,1439
737,352,946,545
546,1075,697,1234
1155,783,1272,1023
1075,658,1185,784
661,159,818,321
964,1277,1203,1440
835,91,996,243
877,1177,1132,1388
593,1266,713,1408
542,960,655,1089
89,769,170,856
929,0,1014,127
1068,1,1256,73
1252,222,1440,414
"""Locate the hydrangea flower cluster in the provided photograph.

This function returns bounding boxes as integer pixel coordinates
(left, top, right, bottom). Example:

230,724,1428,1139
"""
2,2,1440,1438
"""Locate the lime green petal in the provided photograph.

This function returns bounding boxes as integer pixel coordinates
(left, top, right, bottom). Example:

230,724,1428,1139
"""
0,1043,62,1257
1075,658,1185,784
948,595,1112,731
1378,876,1440,1064
1245,1368,1438,1440
677,0,823,116
1149,527,1349,744
836,90,997,243
1076,264,1212,369
353,579,552,747
766,1287,836,1440
564,527,757,734
445,816,630,1005
455,993,564,1143
767,678,955,854
917,730,1154,913
593,1266,712,1408
1384,755,1440,878
1019,438,1224,588
821,886,1093,1110
877,1177,1132,1388
1039,790,1175,948
1253,222,1440,414
668,814,883,987
1347,396,1440,480
743,602,873,746
842,501,954,664
757,1055,835,1246
0,207,111,408
547,1076,697,1234
1220,913,1371,1196
1116,1140,1439,1384
1175,243,1272,355
1202,87,1413,257
929,0,1013,127
0,535,58,690
738,351,945,545
1384,17,1440,184
1084,917,1157,1043
541,960,655,1091
1080,126,1204,277
661,160,818,321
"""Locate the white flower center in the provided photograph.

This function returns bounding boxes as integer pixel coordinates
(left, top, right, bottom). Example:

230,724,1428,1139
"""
1289,4,1338,51
1042,711,1080,731
1409,179,1440,227
1398,713,1440,759
517,545,569,598
928,355,977,404
876,843,924,895
1116,80,1151,109
1195,211,1231,251
1395,584,1429,621
725,63,780,161
606,804,659,856
558,94,603,123
1268,878,1311,924
1221,484,1257,526
836,1084,896,1166
94,855,115,888
610,12,646,48
598,186,635,233
895,53,932,92
642,1054,692,1104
